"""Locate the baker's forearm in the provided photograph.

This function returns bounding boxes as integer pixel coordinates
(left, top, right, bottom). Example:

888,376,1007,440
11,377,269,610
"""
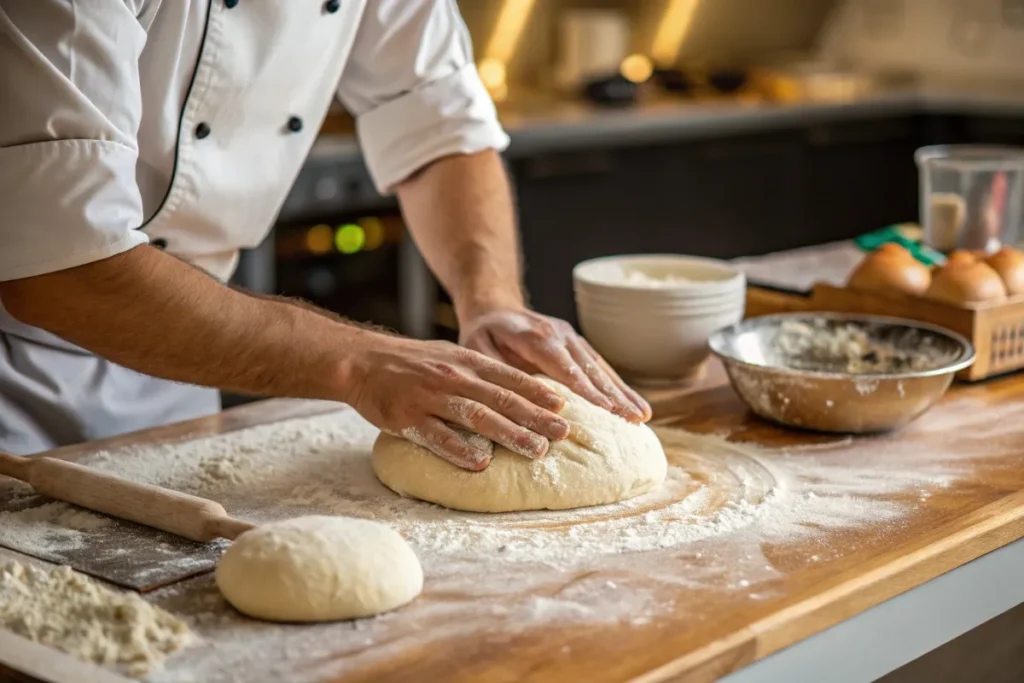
396,149,525,322
0,244,574,467
0,246,360,400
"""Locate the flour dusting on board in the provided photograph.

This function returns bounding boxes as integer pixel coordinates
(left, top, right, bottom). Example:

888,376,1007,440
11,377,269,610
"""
0,502,113,555
4,396,1020,683
71,399,1021,574
75,402,995,571
143,397,1024,682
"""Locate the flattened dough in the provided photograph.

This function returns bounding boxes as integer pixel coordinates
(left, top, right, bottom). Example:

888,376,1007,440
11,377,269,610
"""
216,516,422,622
372,378,667,512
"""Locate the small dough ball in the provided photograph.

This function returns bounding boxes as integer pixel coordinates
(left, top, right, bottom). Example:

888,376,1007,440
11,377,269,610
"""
984,246,1024,295
847,243,931,296
925,250,1007,306
372,377,667,513
216,516,422,622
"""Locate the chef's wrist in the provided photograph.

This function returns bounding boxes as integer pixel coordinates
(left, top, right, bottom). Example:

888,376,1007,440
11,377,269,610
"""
453,289,527,326
332,325,379,406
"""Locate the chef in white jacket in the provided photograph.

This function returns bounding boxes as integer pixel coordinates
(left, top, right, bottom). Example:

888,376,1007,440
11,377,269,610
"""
0,0,650,468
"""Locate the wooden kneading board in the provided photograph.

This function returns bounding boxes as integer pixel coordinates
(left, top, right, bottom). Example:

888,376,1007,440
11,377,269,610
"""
3,380,1024,683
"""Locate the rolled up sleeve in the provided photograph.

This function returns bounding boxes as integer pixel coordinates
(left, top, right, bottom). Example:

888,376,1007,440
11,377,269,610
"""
337,0,510,194
0,2,148,282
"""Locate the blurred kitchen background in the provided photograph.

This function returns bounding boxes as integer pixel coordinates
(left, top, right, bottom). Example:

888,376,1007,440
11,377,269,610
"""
233,0,1024,344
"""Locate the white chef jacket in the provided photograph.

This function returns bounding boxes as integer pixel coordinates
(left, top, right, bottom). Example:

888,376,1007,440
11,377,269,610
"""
0,0,509,454
0,0,509,282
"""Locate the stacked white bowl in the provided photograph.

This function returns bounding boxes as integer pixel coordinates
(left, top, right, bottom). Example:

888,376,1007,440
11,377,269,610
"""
573,254,746,385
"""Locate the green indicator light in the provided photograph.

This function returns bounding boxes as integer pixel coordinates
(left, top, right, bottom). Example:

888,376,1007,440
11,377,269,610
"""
335,224,365,254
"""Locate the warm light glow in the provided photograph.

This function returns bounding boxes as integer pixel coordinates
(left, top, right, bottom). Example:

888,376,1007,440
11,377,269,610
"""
477,58,507,91
479,0,537,100
484,0,537,64
620,53,654,83
305,224,334,255
651,0,701,67
490,81,509,103
360,216,384,250
334,224,365,254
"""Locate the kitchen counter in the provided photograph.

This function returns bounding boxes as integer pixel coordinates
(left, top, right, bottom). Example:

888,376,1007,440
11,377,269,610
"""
4,364,1024,682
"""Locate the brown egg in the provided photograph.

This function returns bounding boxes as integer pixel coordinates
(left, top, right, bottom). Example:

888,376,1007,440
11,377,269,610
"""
847,243,931,297
945,249,978,268
984,246,1024,295
876,243,909,258
925,251,1007,306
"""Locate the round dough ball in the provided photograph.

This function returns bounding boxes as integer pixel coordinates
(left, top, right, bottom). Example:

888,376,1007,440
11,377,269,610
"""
372,378,668,513
984,246,1024,295
847,243,931,296
216,516,422,622
925,250,1007,306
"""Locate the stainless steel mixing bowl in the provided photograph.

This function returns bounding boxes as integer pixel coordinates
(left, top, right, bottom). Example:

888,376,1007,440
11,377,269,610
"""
708,313,976,433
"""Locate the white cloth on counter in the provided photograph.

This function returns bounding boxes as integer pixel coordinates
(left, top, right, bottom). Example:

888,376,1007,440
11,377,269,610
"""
0,0,509,282
0,0,507,454
731,241,865,292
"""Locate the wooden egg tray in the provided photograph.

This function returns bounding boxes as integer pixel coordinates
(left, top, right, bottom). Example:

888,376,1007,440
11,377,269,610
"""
745,283,1024,381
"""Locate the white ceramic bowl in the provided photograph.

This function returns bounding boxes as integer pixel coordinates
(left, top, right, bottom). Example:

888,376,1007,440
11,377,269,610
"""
574,286,744,303
578,305,744,383
573,254,746,383
573,254,745,299
577,302,743,323
575,290,745,314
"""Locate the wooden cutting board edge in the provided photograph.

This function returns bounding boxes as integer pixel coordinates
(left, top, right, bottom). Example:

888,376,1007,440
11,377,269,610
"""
0,628,132,683
631,488,1024,683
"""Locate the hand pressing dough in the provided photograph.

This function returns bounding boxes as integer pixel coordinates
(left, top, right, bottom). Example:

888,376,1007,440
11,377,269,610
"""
372,378,668,513
216,516,422,622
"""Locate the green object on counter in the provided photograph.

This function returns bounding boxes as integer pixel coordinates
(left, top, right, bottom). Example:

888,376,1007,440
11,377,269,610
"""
854,225,946,266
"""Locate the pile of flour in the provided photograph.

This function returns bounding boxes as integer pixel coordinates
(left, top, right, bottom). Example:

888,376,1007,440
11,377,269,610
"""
0,561,192,676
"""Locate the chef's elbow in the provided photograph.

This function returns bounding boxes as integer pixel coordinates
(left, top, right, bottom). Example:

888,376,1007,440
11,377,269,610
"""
0,277,47,328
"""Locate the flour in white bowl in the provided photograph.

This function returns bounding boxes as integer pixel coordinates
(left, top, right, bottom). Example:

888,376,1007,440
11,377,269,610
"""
619,269,695,288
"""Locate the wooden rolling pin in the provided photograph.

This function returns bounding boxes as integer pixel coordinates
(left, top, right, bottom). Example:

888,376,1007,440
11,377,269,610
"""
0,452,255,542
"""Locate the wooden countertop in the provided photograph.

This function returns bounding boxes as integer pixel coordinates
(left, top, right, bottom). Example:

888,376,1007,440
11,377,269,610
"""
4,366,1024,683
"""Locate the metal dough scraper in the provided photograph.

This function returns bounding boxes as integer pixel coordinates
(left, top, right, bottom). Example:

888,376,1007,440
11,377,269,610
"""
0,451,255,592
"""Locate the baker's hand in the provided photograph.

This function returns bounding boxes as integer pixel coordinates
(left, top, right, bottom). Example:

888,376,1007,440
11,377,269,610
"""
458,308,652,423
344,331,571,470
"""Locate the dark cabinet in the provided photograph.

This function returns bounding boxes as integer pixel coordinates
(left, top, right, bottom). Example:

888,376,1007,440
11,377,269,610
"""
679,134,807,257
803,118,920,237
963,116,1024,146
